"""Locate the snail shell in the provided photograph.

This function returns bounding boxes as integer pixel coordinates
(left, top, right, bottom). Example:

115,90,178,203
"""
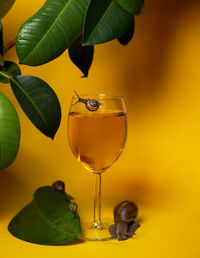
69,202,78,218
86,99,100,111
69,202,78,213
52,180,65,192
114,200,138,223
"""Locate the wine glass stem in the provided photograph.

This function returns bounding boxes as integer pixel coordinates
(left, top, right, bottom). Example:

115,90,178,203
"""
93,173,102,228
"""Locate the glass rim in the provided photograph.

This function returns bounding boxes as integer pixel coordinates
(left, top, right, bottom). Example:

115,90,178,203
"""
72,93,125,100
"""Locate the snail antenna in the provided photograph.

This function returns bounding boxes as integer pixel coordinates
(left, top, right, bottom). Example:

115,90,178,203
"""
72,89,81,106
74,89,80,99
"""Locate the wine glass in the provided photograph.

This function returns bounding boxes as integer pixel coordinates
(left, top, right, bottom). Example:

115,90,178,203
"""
68,93,127,240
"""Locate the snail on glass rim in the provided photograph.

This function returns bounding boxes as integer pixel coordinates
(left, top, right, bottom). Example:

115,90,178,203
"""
72,90,101,111
109,200,140,241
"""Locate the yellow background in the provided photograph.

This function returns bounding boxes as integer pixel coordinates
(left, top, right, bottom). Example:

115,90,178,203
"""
1,0,200,257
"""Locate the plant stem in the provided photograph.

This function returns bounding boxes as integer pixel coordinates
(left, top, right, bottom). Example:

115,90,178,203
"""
7,38,16,50
0,71,10,79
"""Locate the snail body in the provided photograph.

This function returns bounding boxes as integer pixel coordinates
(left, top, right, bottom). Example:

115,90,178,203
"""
73,90,100,111
109,200,140,241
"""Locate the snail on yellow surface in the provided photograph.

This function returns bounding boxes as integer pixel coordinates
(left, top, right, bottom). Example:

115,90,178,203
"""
73,90,100,111
109,200,140,241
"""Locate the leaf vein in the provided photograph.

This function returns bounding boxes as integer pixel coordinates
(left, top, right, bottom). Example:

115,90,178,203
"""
10,77,52,135
22,0,74,63
33,199,66,234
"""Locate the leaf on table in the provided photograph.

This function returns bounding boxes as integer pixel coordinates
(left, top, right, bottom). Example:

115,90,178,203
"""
10,75,61,139
8,186,82,245
68,35,94,77
117,17,135,46
16,0,90,66
117,0,145,15
0,92,20,170
83,0,133,46
0,0,15,19
0,61,21,84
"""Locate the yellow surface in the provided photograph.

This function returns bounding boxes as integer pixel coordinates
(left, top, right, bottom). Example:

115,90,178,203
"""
1,0,200,257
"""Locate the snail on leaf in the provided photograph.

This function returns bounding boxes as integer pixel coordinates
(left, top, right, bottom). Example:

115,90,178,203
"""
72,90,101,111
109,200,140,241
52,180,77,218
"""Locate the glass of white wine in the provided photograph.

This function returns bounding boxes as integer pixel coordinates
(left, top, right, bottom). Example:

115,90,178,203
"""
68,93,127,240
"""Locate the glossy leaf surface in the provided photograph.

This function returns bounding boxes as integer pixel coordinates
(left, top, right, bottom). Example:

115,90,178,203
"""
0,0,15,19
0,92,20,170
16,0,90,66
0,61,21,83
117,17,135,45
10,76,61,139
83,0,133,46
117,0,145,15
8,186,82,245
68,36,94,77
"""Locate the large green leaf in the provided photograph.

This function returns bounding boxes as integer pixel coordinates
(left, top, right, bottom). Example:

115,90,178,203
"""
117,17,135,45
83,0,133,46
0,0,15,19
0,61,21,84
68,35,94,77
10,75,61,139
0,92,20,170
16,0,90,66
117,0,145,15
8,186,82,245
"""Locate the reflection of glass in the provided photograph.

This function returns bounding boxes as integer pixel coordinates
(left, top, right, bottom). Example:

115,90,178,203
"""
68,94,127,240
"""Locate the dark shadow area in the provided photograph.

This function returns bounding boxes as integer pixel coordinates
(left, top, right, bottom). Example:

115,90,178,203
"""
0,168,30,220
104,169,176,210
56,239,85,246
111,0,200,104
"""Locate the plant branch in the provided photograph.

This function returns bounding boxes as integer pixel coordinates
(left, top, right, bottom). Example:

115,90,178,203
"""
7,38,16,50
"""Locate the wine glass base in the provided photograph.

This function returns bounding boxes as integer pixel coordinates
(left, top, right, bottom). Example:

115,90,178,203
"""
81,222,113,241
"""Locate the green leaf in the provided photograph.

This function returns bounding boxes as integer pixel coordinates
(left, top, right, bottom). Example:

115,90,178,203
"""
0,0,15,19
0,92,20,170
8,186,82,245
0,61,21,84
117,17,135,45
0,21,3,56
68,35,94,77
10,76,61,139
117,0,145,15
83,0,133,46
16,0,90,66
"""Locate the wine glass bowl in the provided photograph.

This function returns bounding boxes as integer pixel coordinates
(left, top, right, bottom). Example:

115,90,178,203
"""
68,94,127,240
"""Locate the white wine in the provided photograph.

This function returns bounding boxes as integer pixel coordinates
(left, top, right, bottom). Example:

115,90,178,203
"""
68,111,127,173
